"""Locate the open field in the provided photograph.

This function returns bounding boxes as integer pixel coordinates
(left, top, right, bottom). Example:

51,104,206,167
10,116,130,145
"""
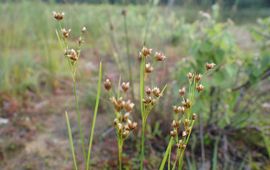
0,1,270,170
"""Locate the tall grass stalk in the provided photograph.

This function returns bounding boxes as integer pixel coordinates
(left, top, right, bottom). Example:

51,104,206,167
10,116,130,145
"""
122,10,135,101
139,56,146,170
65,111,78,170
117,133,124,170
71,64,87,161
86,62,103,170
159,137,173,170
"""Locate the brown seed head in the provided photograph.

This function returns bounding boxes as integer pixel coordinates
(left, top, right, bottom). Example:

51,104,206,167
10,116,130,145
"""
128,121,138,130
187,72,194,80
192,113,197,120
152,87,161,97
173,106,185,114
182,131,187,137
123,112,130,121
196,84,204,92
145,63,154,73
173,106,179,114
78,37,84,45
81,26,87,33
155,52,166,61
122,130,130,138
206,62,216,70
176,140,186,149
182,99,191,109
111,97,124,112
145,87,152,96
195,74,202,82
184,119,190,128
171,120,180,129
121,82,130,92
113,118,118,126
53,11,64,21
65,49,78,61
124,100,135,112
104,79,112,91
186,127,191,134
140,47,152,57
170,129,177,137
61,28,71,38
117,123,123,132
179,87,186,96
143,96,152,105
124,124,130,131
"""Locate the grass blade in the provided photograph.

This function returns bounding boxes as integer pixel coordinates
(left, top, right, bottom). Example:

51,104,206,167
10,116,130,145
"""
159,137,173,170
86,62,102,170
212,136,220,170
65,111,78,170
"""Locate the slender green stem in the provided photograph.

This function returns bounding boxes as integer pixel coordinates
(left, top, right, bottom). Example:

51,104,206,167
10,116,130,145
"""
172,149,181,170
168,144,172,170
140,118,146,170
86,63,102,170
139,56,145,170
178,120,195,170
72,69,86,161
123,13,135,101
117,133,123,170
65,111,78,170
159,137,173,170
140,57,145,114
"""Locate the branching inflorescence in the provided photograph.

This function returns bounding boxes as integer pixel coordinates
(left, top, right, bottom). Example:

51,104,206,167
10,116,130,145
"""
160,62,215,170
104,78,137,170
139,47,167,170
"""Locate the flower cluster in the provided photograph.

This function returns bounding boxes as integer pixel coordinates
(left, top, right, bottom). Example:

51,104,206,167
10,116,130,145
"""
53,11,86,63
170,62,215,151
53,11,65,21
139,47,166,109
104,79,137,139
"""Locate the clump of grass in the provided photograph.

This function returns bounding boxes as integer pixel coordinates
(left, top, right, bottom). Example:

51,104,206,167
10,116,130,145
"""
159,62,215,170
53,11,103,170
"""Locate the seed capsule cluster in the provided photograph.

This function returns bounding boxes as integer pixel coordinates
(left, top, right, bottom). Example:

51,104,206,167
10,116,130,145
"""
53,11,86,63
139,47,166,73
105,79,137,140
139,47,166,109
170,63,215,150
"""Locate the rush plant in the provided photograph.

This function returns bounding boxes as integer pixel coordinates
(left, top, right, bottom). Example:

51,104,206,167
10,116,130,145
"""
104,78,137,170
160,63,215,170
53,11,103,170
139,47,167,170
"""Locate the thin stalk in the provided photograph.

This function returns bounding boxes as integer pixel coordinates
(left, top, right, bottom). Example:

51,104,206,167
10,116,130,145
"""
123,12,135,101
140,118,146,170
72,69,86,161
65,111,78,170
86,63,102,170
117,133,123,170
199,112,206,169
168,142,172,170
139,56,145,170
172,149,181,170
159,137,173,170
178,120,195,170
140,57,145,113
